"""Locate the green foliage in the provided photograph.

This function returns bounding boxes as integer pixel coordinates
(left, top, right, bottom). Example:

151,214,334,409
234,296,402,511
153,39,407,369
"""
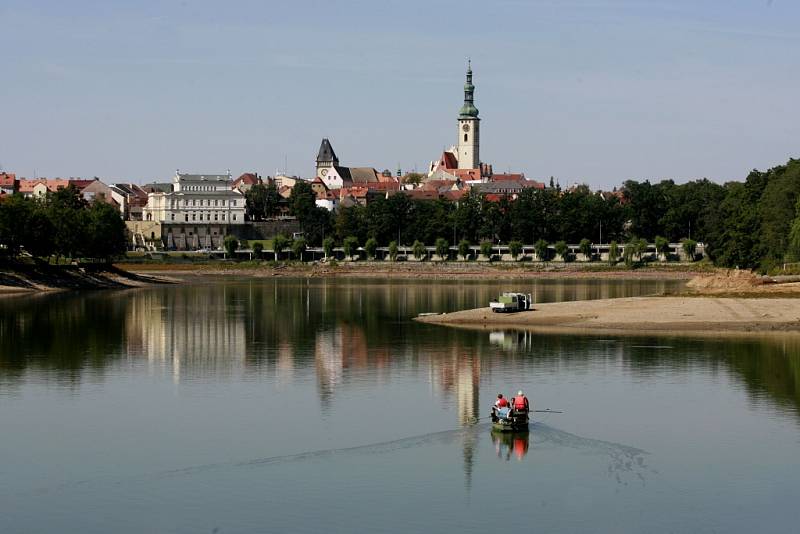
252,242,264,259
654,236,669,259
534,239,549,261
322,237,335,259
364,237,378,260
84,201,127,261
554,240,568,261
413,240,427,260
579,238,592,260
403,173,425,186
479,240,493,260
343,236,359,260
245,183,280,221
458,239,471,260
388,240,399,261
223,235,239,258
273,233,289,260
509,240,523,260
635,237,649,260
608,240,619,265
681,239,697,261
435,238,449,260
291,237,307,261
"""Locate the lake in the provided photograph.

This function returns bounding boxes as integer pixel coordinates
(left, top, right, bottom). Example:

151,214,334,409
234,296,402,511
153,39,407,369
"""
1,278,799,533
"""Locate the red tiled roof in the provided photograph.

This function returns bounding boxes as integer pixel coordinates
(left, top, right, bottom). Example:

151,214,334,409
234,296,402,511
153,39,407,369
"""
234,172,260,185
366,182,400,192
403,190,439,201
490,173,525,182
442,189,467,201
0,172,17,186
69,179,96,190
450,168,482,181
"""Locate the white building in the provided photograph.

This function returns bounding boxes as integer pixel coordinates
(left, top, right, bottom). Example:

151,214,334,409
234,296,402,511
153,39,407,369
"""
143,171,245,225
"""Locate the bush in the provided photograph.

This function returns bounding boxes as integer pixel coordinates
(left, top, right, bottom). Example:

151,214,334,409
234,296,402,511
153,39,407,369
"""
273,234,289,261
654,236,669,260
252,242,264,259
388,240,399,261
413,240,427,260
343,236,359,260
534,239,549,261
364,237,378,260
323,237,335,260
480,240,493,261
509,240,523,260
682,238,697,261
579,238,592,261
224,235,239,258
458,239,471,260
608,240,619,265
292,237,307,261
435,238,449,260
554,240,569,261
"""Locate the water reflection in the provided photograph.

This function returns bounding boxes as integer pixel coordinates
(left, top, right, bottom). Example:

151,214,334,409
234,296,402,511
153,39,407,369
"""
491,429,530,461
1,279,799,424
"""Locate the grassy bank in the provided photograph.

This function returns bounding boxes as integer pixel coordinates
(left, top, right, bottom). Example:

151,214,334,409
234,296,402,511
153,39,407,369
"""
0,260,173,292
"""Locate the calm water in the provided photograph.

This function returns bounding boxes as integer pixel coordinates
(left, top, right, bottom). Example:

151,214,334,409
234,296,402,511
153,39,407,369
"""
2,278,799,533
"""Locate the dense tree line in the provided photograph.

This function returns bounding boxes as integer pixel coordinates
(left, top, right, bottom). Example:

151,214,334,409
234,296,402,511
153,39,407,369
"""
249,158,800,271
0,185,127,262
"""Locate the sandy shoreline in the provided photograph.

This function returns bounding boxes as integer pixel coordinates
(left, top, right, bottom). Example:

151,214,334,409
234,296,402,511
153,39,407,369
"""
414,296,800,335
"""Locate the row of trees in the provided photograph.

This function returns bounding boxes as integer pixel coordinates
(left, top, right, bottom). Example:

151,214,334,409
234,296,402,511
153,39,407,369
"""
0,186,127,262
247,158,800,271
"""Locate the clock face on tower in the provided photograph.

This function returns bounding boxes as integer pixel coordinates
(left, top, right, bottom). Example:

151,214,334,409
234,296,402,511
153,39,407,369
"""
462,123,470,132
320,168,328,176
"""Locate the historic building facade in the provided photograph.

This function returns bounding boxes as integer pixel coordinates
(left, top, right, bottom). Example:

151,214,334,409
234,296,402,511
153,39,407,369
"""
457,61,480,170
142,171,245,225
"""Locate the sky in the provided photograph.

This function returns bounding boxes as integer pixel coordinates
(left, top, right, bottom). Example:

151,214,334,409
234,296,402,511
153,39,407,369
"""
1,0,798,189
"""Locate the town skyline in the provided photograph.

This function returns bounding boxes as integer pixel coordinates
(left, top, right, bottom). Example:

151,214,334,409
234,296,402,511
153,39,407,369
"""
2,1,799,188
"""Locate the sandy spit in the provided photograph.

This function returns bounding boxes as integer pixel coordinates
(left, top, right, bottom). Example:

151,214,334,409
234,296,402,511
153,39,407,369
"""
414,296,800,336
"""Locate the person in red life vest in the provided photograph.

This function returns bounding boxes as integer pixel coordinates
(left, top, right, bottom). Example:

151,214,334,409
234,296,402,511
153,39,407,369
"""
512,390,529,413
495,393,509,409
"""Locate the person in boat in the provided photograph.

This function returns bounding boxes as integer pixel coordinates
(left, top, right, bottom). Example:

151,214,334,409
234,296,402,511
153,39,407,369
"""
492,393,511,421
511,390,530,414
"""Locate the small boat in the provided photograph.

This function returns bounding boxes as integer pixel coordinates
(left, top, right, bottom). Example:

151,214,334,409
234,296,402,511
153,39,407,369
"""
490,407,530,432
489,292,533,313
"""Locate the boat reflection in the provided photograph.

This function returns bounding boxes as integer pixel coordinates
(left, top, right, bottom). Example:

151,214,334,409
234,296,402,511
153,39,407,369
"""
491,429,530,462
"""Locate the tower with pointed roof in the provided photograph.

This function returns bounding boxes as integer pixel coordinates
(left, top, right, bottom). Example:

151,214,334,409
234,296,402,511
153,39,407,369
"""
316,138,339,179
457,61,480,170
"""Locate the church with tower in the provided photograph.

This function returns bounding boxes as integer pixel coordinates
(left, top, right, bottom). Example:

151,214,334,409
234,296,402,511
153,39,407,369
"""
428,61,493,181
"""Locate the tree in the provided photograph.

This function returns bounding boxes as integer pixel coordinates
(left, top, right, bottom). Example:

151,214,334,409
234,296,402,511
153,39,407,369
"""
343,236,359,260
84,201,126,262
534,239,549,262
579,238,592,261
388,240,399,261
413,240,426,260
458,239,471,260
608,240,619,265
554,240,569,262
273,233,289,261
403,173,425,187
364,237,378,260
245,183,267,221
635,238,649,261
0,194,32,256
654,236,669,261
682,239,697,261
291,237,307,261
435,238,449,260
323,237,335,260
509,240,523,260
290,180,317,223
480,240,493,261
224,235,239,258
252,242,264,259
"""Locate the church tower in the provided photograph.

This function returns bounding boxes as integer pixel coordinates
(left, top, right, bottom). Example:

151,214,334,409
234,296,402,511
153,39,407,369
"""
457,61,480,170
316,138,339,179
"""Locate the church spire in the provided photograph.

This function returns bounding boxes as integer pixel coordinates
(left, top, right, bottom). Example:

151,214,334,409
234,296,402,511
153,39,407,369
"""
459,60,479,119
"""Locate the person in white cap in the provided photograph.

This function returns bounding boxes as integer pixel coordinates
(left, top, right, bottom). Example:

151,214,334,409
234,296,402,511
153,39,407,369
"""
512,390,529,413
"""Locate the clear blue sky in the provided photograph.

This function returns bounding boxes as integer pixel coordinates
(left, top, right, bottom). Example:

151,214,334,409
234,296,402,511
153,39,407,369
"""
1,0,798,189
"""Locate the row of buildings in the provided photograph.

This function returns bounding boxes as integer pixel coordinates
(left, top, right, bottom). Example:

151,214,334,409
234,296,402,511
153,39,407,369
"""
1,64,549,250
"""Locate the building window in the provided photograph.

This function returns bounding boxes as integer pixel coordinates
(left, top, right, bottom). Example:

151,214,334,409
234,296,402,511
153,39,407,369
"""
233,214,237,221
231,200,236,207
464,134,468,142
171,214,175,221
222,213,226,220
214,200,218,206
192,213,196,221
207,214,210,221
184,214,188,222
214,214,218,221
